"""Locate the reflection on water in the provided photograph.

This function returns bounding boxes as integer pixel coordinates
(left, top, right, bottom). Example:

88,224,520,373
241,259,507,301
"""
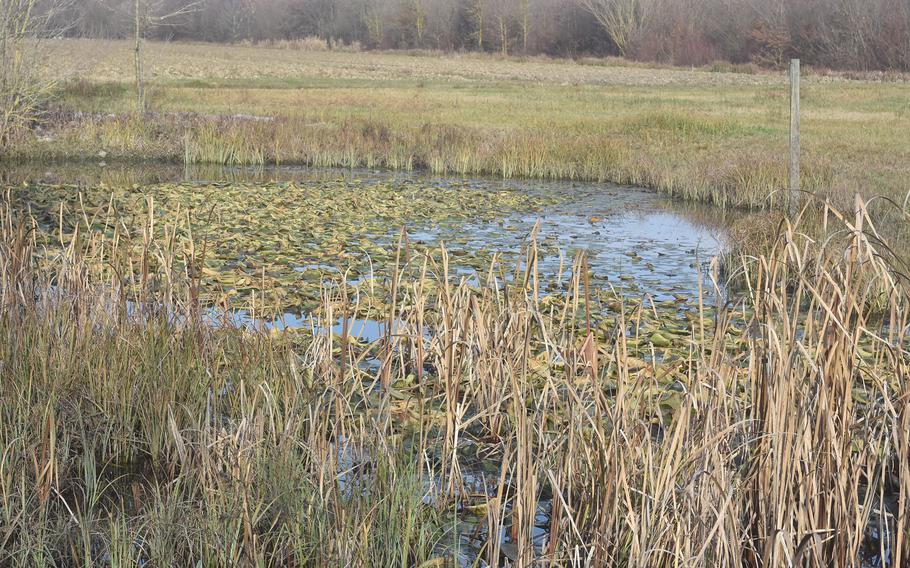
265,315,404,342
4,160,733,326
417,178,728,303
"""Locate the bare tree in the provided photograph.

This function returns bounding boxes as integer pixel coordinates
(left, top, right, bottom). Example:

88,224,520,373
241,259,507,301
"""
0,0,69,146
362,0,386,47
519,0,530,52
218,0,255,41
132,0,203,110
422,0,459,49
35,0,910,71
471,0,485,50
489,0,518,55
576,0,650,54
408,0,426,44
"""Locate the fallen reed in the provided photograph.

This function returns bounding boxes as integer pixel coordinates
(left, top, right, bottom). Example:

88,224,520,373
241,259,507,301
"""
0,192,908,566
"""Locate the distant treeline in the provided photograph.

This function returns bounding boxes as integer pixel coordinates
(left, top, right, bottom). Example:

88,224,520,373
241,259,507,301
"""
54,0,910,71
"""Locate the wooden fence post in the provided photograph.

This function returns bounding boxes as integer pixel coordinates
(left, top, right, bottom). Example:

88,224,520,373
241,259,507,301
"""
789,58,800,215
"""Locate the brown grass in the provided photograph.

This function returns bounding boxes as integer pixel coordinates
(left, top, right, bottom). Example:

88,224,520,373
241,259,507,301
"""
1,188,908,566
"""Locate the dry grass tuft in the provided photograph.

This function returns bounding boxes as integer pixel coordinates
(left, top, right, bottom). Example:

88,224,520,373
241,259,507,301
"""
0,190,908,566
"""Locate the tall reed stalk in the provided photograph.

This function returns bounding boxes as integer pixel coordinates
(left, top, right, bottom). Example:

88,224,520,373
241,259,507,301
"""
0,192,907,566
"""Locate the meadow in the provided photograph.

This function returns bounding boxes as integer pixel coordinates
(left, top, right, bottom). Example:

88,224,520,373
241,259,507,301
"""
1,39,910,567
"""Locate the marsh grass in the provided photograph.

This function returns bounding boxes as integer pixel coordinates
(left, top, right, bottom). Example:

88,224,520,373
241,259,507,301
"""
0,199,446,566
1,188,908,566
25,109,795,209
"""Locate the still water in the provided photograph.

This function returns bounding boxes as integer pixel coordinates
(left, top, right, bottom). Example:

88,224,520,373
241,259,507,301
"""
5,161,732,335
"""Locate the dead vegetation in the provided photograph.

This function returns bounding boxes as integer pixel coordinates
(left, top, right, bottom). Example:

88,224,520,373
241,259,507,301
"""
1,188,907,566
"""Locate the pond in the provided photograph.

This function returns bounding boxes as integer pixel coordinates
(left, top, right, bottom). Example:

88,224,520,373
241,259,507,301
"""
10,166,742,568
5,161,732,336
17,162,899,568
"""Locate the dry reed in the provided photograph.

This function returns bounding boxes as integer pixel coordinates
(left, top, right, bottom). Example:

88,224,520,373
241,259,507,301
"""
0,192,907,567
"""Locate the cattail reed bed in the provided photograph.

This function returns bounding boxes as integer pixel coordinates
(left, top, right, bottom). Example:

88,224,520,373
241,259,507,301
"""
1,191,908,567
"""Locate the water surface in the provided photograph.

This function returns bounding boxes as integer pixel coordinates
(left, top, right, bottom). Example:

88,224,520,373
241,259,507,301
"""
5,161,732,328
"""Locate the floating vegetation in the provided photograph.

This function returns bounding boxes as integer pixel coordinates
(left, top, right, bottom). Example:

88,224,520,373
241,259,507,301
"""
9,172,730,324
12,177,559,314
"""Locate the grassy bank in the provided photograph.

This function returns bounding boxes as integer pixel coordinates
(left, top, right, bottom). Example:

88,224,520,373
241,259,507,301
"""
13,39,907,218
2,183,909,565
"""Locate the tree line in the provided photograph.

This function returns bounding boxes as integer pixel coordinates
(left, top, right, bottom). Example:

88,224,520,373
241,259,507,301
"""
46,0,910,71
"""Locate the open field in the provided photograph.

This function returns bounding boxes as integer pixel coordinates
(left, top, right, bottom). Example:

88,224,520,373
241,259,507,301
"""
16,39,910,219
